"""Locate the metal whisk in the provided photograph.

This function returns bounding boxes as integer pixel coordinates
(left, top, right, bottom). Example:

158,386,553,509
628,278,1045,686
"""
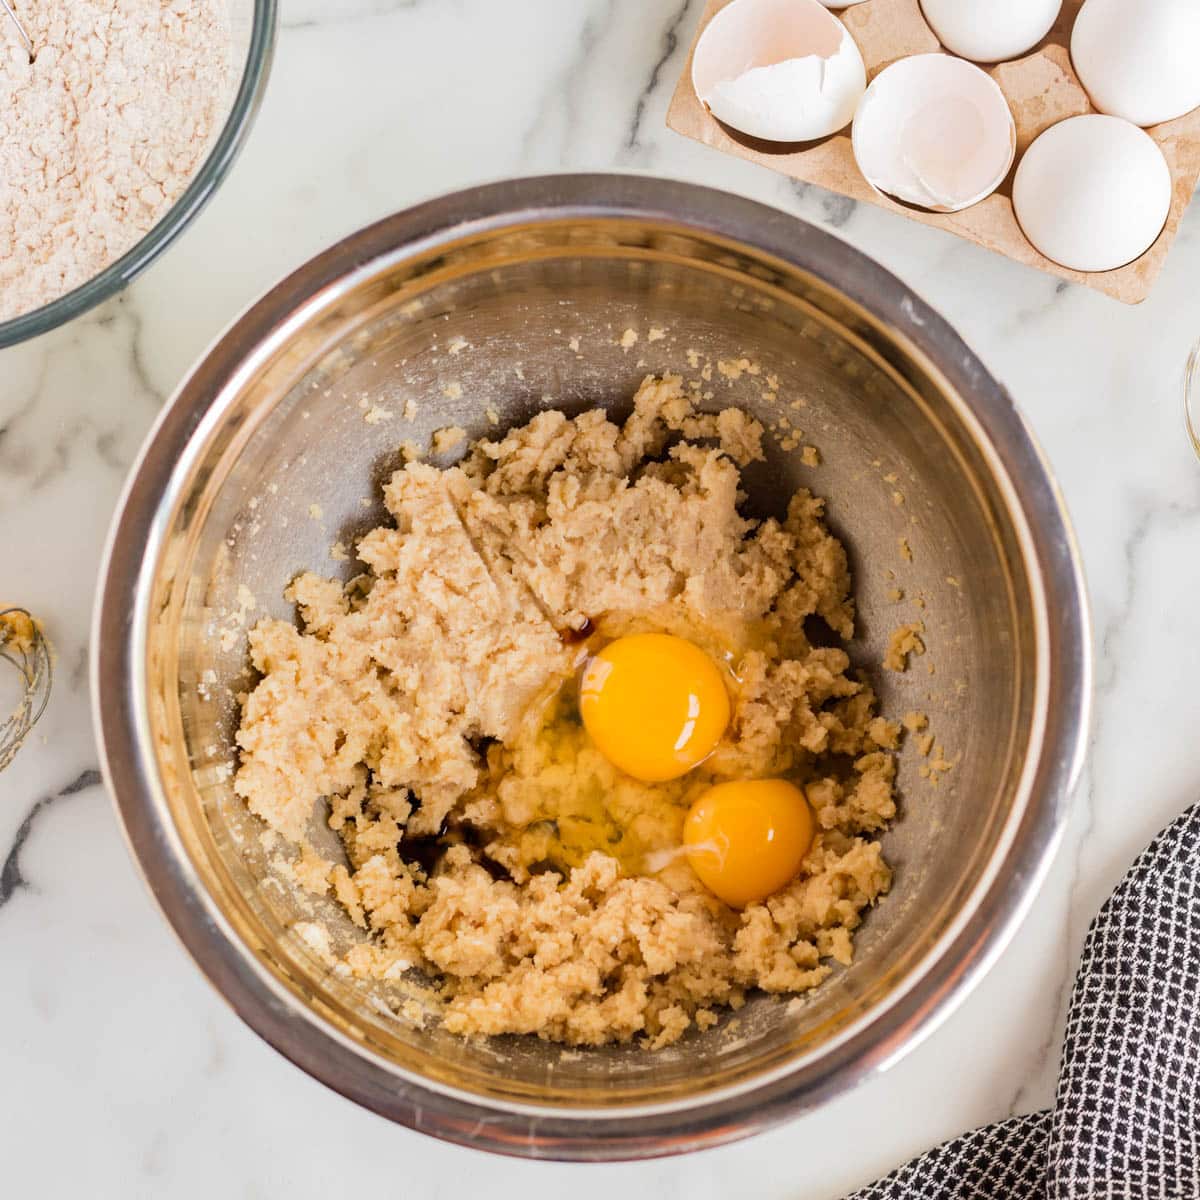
0,607,52,772
1,0,34,62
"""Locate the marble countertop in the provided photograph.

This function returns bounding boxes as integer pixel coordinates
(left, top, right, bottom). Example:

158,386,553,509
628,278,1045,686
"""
3,1,1200,1194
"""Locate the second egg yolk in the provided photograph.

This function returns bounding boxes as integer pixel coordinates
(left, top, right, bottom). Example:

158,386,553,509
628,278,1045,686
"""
683,779,815,908
578,633,730,782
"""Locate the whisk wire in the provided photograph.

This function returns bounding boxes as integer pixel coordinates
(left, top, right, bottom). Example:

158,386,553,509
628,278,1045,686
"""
0,607,52,772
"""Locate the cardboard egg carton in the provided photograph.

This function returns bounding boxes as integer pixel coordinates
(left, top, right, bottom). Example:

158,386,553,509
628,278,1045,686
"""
667,0,1200,302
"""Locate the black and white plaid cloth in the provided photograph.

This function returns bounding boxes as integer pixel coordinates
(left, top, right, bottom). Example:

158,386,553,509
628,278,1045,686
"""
850,803,1200,1200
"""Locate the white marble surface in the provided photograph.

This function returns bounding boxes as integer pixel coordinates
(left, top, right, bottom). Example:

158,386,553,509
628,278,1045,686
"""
3,1,1200,1194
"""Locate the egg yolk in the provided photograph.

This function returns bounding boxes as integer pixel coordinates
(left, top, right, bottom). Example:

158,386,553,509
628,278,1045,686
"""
683,779,814,908
578,633,731,783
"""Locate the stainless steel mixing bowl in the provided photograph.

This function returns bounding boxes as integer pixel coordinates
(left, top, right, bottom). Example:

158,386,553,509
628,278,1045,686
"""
93,175,1090,1161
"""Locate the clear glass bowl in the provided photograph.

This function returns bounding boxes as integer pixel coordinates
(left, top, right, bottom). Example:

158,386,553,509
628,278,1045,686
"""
0,0,277,349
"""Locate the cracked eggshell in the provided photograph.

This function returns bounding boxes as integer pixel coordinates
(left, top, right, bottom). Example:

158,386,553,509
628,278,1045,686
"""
1071,0,1200,128
691,0,866,142
852,54,1016,212
920,0,1062,63
1013,114,1172,272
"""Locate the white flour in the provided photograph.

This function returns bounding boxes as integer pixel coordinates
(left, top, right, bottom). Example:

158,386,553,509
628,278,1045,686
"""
0,1,233,322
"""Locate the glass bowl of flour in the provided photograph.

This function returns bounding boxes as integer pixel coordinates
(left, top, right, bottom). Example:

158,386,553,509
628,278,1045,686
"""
0,0,276,347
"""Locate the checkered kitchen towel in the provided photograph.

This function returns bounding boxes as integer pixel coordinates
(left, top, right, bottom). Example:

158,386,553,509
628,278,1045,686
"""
850,804,1200,1199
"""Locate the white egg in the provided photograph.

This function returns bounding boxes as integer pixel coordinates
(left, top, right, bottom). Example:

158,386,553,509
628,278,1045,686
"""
920,0,1062,63
1071,0,1200,128
852,54,1016,211
691,0,866,142
1013,115,1172,272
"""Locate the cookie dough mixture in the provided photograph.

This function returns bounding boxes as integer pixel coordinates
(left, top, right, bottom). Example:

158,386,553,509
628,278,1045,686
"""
235,375,899,1048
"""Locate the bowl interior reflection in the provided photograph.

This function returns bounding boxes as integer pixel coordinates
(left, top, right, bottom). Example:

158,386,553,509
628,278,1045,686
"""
152,218,1037,1111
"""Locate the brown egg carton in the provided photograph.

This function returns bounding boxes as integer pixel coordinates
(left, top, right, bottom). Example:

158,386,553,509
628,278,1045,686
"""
667,0,1200,303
